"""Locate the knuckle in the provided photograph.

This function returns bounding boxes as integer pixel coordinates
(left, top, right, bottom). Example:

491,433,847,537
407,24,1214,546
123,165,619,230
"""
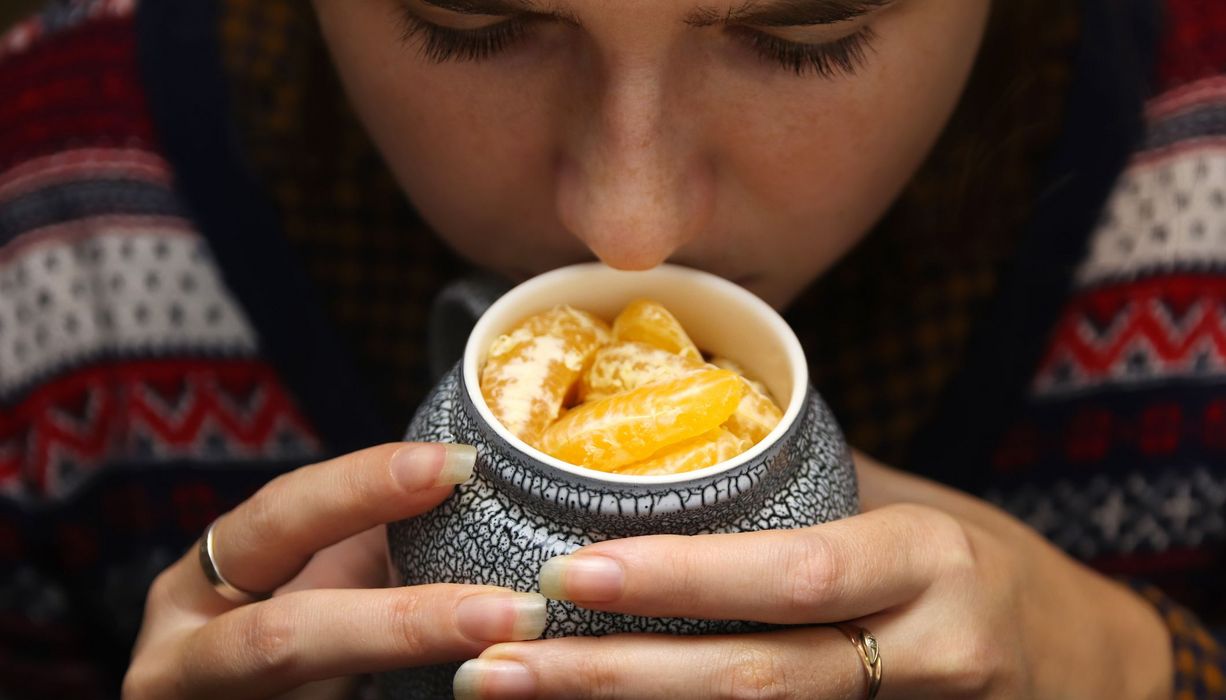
671,540,704,594
146,567,176,611
782,531,841,613
713,645,789,700
334,455,378,509
243,600,299,675
388,593,434,660
243,476,291,547
570,651,621,700
120,661,160,700
933,518,978,576
892,503,977,577
938,629,1005,697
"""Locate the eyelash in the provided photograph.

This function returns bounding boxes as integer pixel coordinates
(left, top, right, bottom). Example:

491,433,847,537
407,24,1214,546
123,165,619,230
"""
732,26,875,78
395,10,875,79
397,12,534,63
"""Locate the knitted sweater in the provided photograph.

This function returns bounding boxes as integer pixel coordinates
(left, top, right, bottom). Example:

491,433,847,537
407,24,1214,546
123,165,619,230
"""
0,0,1223,698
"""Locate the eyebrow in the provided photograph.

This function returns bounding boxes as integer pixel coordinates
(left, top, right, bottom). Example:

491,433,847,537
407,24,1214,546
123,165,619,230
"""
687,0,896,27
414,0,542,15
415,0,896,25
413,0,588,24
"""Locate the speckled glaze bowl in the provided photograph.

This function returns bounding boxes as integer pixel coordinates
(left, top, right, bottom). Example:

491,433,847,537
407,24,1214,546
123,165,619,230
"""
381,263,858,697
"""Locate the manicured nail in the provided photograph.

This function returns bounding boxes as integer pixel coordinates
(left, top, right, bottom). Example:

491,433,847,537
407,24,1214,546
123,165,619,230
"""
539,555,624,602
453,659,536,700
390,443,477,491
456,592,547,642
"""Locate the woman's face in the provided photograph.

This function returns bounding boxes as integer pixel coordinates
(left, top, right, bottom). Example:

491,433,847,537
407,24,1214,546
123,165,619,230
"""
314,0,989,308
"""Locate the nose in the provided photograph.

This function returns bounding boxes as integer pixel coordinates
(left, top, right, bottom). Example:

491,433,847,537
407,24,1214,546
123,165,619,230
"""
555,60,715,271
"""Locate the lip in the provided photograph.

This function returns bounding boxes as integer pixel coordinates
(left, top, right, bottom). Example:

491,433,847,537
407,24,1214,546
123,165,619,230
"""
515,261,759,288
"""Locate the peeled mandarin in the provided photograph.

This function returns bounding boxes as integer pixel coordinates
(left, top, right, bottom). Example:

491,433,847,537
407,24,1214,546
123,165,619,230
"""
536,369,744,470
710,356,772,398
579,341,703,403
480,305,611,444
708,357,784,445
612,299,702,361
722,380,784,445
615,428,748,476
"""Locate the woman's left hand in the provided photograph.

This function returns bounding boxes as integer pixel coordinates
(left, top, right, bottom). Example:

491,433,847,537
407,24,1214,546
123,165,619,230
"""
454,452,1173,700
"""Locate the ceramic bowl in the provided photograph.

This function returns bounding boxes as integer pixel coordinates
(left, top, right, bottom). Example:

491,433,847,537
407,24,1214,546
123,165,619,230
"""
381,263,857,697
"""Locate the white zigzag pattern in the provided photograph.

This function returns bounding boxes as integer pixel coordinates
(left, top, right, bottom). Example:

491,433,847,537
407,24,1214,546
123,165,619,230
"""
1034,300,1226,395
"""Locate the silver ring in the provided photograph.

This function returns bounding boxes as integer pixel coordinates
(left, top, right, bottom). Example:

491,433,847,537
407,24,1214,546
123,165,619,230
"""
199,518,271,604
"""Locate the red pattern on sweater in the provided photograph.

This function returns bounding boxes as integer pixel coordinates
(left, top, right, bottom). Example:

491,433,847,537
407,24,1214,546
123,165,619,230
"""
1156,0,1226,92
1,358,319,500
0,17,155,172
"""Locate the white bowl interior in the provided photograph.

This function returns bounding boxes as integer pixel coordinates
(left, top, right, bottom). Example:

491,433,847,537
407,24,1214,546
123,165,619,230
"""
463,263,808,484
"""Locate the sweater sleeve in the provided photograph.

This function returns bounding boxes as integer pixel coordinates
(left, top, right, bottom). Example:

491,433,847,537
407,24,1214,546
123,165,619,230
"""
0,510,114,700
1135,584,1226,699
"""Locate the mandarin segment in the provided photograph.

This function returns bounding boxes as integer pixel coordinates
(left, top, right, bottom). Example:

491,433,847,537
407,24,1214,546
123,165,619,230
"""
536,369,744,470
710,356,772,399
480,305,611,444
612,299,702,361
615,428,748,476
709,356,784,445
579,341,703,403
722,379,784,445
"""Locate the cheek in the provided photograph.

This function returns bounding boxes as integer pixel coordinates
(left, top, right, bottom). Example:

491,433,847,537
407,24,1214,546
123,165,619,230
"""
315,2,573,257
716,1,989,254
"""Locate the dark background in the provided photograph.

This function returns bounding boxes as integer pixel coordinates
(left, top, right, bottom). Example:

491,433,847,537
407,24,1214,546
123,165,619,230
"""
2,1,43,33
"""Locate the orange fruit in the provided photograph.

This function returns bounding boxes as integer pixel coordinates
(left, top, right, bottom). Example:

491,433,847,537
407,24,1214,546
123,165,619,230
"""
612,299,702,361
711,357,784,446
710,357,770,397
536,369,744,470
480,305,611,444
722,380,784,445
579,341,703,403
710,356,783,445
616,428,748,476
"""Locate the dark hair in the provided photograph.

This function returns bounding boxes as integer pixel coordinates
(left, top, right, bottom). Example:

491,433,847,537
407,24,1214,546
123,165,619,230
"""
886,1,1079,253
792,1,1081,466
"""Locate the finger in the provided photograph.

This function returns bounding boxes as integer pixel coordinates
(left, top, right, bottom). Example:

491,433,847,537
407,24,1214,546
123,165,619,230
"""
174,442,475,609
538,504,969,624
174,585,546,700
453,627,866,700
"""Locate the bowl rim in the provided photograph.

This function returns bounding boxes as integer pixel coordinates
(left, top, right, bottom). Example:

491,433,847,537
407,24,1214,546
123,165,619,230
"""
462,263,809,485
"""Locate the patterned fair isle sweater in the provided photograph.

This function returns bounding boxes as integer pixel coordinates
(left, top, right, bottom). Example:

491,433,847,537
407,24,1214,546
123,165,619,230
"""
0,0,1223,698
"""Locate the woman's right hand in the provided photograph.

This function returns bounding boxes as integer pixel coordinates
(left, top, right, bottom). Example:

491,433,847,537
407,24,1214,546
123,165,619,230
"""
122,442,546,700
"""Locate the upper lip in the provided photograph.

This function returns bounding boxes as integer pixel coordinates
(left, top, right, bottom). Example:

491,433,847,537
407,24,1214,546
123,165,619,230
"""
514,260,757,285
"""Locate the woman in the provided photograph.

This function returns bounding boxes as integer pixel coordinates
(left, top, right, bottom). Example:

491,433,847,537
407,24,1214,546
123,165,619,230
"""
0,0,1222,697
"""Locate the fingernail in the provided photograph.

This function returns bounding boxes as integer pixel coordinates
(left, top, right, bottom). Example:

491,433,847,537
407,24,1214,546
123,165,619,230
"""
454,659,536,700
390,443,476,491
539,555,624,602
456,592,547,642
